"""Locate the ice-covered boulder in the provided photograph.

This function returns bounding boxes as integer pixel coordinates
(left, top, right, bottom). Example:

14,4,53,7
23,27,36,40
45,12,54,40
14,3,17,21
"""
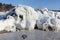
6,5,60,31
36,8,58,31
36,14,49,30
15,5,38,30
0,15,16,32
55,18,60,31
7,5,38,30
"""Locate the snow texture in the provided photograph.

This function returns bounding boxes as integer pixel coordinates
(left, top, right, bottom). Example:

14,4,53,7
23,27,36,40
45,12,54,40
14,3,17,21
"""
0,5,60,32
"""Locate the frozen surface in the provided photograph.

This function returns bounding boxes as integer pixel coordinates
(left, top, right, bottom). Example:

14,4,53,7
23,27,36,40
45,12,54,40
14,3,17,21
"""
0,12,7,20
0,30,60,40
0,5,60,40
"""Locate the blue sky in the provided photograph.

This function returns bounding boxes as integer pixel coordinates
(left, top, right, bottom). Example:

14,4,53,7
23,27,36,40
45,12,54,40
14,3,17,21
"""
0,0,60,10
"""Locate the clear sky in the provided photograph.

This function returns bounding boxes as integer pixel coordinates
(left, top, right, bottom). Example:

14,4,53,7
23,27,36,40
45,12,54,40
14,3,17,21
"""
0,0,60,10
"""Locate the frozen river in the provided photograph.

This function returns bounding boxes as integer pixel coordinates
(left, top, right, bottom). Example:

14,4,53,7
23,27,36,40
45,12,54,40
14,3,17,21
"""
0,30,60,40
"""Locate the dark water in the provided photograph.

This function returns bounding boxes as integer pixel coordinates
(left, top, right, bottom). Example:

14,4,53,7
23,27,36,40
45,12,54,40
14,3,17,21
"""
0,15,7,20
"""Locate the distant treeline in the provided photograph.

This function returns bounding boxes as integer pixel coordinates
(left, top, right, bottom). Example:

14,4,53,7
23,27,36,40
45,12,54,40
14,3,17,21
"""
0,3,15,12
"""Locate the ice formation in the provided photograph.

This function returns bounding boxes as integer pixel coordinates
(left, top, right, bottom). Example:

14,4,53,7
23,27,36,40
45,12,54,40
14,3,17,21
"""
0,5,60,32
36,8,60,31
0,15,16,32
6,5,38,30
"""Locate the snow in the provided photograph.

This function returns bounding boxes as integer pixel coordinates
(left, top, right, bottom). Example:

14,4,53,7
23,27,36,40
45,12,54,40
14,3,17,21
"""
0,30,59,40
0,5,60,32
36,8,60,31
0,15,16,32
14,5,38,30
